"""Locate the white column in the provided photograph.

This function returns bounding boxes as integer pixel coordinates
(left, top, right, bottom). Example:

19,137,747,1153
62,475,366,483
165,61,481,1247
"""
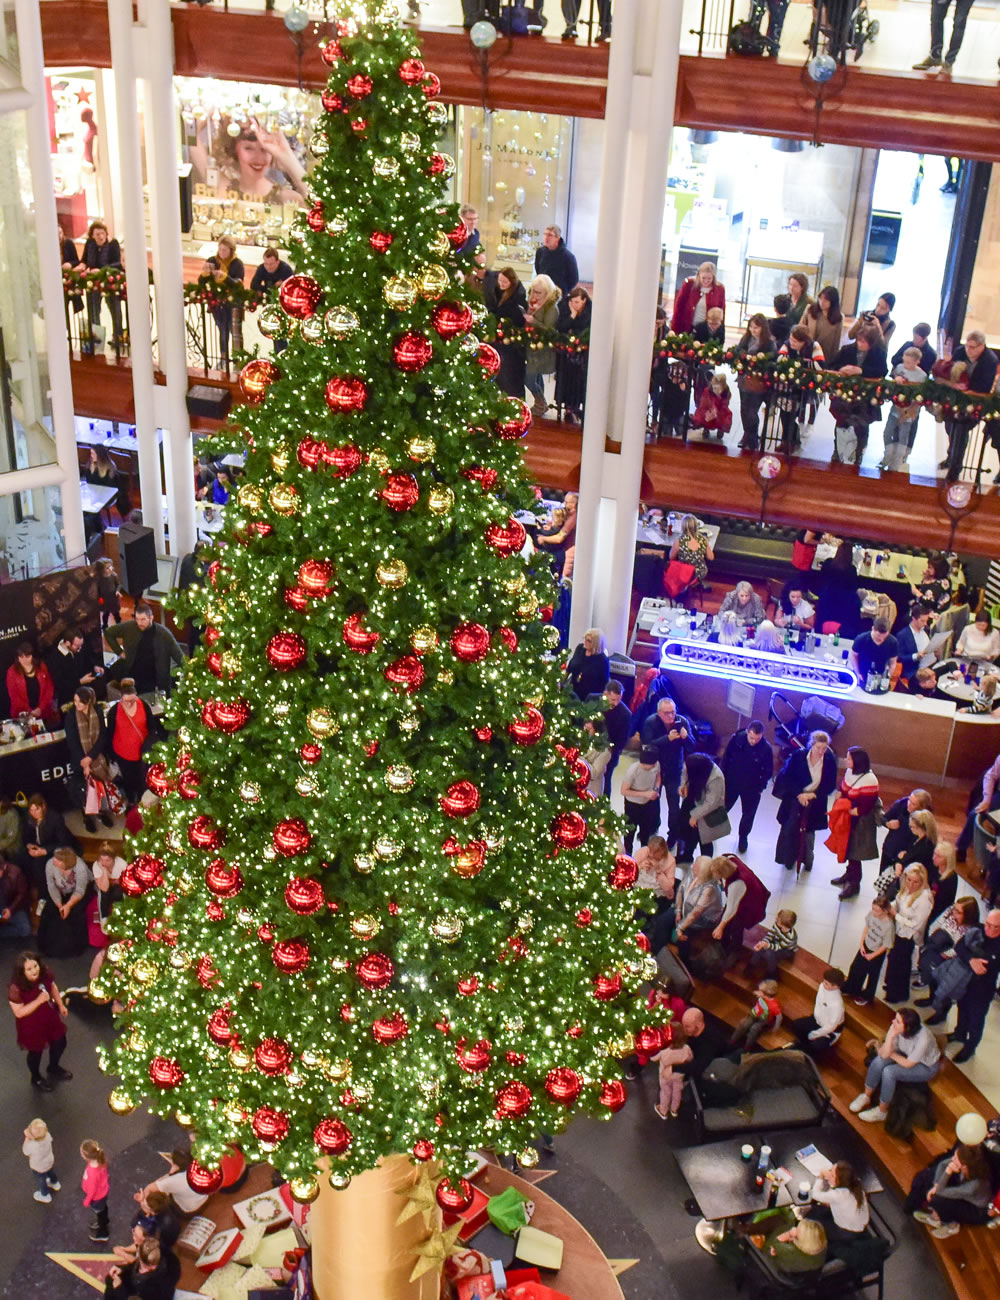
132,0,195,556
13,0,85,560
106,0,164,554
568,0,682,654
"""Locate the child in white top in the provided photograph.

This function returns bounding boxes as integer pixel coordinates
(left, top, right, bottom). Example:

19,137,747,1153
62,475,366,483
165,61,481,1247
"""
881,346,927,471
23,1118,60,1203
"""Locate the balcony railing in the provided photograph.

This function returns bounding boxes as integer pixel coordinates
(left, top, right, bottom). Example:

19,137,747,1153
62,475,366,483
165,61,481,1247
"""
62,267,133,363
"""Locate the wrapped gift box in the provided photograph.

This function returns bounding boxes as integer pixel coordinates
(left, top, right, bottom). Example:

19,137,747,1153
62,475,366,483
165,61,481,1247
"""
508,1284,572,1300
441,1183,491,1241
456,1267,541,1300
177,1215,217,1258
513,1226,564,1271
234,1187,293,1233
196,1227,242,1273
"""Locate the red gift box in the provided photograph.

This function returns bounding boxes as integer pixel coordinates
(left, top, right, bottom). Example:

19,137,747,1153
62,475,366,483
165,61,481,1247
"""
456,1268,541,1300
508,1284,571,1300
442,1183,491,1241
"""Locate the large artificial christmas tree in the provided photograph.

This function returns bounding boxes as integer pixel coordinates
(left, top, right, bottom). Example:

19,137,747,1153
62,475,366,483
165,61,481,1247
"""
101,0,665,1267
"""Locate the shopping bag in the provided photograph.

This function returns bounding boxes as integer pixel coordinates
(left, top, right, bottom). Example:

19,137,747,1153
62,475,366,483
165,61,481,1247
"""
487,1185,533,1235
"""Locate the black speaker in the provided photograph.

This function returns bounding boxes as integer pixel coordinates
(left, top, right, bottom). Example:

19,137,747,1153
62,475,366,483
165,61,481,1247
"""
178,163,194,234
187,384,232,420
118,522,158,595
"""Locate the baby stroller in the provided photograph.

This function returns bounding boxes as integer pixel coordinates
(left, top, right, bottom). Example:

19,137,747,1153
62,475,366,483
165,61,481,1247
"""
808,0,879,64
769,691,844,759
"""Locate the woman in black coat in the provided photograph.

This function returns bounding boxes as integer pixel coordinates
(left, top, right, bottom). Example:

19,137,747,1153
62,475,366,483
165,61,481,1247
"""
774,731,838,872
879,790,932,867
21,795,78,887
813,542,862,637
565,629,610,701
490,267,528,400
78,219,123,338
554,288,592,423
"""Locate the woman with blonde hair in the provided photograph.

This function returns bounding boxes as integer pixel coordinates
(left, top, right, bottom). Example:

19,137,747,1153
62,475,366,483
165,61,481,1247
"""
524,273,562,416
669,513,714,584
879,787,933,868
883,863,933,1002
767,1215,827,1273
712,610,742,646
928,840,958,922
565,628,610,700
671,260,726,334
751,620,786,655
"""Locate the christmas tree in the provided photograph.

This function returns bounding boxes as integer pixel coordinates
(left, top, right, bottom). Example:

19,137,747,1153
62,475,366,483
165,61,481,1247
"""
100,3,666,1208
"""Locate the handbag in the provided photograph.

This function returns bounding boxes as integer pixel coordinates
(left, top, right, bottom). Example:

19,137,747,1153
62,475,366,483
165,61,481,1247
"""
701,804,732,842
663,560,696,599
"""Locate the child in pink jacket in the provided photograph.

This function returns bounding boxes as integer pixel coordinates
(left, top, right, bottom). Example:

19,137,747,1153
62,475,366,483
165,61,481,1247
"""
653,1025,693,1119
80,1138,110,1242
690,373,733,438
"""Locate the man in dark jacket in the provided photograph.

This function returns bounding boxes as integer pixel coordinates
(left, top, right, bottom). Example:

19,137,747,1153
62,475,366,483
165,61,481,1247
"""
892,322,937,373
104,1238,177,1300
828,326,888,464
950,909,1000,1061
895,603,931,681
105,604,185,696
940,331,999,482
46,628,104,707
602,680,632,796
534,225,579,300
249,246,293,294
722,721,773,853
640,697,693,841
0,857,31,938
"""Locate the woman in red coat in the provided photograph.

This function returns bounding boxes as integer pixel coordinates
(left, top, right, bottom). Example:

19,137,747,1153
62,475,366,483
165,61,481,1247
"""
5,643,59,728
671,261,726,335
7,951,70,1090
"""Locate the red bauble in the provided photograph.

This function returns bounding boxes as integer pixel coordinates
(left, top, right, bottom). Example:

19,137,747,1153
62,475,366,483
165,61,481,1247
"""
380,473,420,511
450,622,490,662
455,1037,492,1073
393,331,433,372
149,1056,184,1089
369,229,394,253
431,301,474,340
188,816,224,851
300,742,323,765
484,517,527,556
272,939,310,974
343,610,382,652
314,1118,353,1155
608,854,639,891
635,1026,665,1055
266,631,307,672
545,1067,582,1106
567,1022,583,1038
285,876,325,915
371,1012,409,1044
495,626,518,653
477,343,501,376
186,1161,224,1195
298,559,335,595
239,359,280,405
351,118,367,136
427,152,450,176
206,900,225,921
205,860,243,898
273,817,311,857
206,1006,234,1046
297,437,325,469
321,89,343,112
255,1037,292,1076
474,726,493,742
539,604,555,623
508,704,545,746
325,443,363,476
593,972,623,1001
321,39,346,64
495,1080,533,1118
452,840,487,877
457,976,479,996
206,652,223,678
146,763,173,797
212,698,251,733
325,375,369,413
440,780,480,818
279,275,322,320
197,955,220,988
437,1177,473,1212
307,204,326,232
258,924,274,944
398,57,425,84
551,811,588,849
495,399,533,439
599,1080,627,1112
384,654,425,693
204,627,221,648
284,586,309,612
347,73,373,98
445,219,468,248
252,1106,290,1145
462,464,499,492
412,1139,435,1161
356,952,394,990
575,908,593,927
422,72,441,97
636,931,651,952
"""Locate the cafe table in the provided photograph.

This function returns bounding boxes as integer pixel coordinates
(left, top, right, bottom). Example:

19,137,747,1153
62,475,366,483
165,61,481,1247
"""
933,660,988,704
674,1123,883,1227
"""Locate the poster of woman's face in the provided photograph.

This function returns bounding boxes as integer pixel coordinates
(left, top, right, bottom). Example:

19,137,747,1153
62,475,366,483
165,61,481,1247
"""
185,107,313,208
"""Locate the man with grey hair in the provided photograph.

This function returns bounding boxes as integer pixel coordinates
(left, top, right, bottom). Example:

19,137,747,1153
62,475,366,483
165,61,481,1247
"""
950,908,1000,1062
941,329,998,482
534,224,579,300
457,204,481,259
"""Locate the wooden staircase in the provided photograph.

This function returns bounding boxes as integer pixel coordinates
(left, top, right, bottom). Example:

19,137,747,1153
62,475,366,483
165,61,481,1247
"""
692,944,999,1299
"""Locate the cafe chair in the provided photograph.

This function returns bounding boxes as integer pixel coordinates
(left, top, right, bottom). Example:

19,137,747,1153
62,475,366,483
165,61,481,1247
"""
688,1051,832,1142
740,1197,895,1300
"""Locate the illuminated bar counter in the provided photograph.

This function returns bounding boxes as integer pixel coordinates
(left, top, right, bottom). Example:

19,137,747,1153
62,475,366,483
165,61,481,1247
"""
656,634,1000,785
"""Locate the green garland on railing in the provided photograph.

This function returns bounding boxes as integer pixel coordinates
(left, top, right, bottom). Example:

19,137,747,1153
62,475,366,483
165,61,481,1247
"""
62,266,129,298
485,320,590,355
184,277,267,312
655,333,1000,422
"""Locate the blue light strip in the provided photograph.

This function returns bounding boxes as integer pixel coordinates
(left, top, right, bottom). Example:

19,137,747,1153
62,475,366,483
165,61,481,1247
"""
658,637,858,695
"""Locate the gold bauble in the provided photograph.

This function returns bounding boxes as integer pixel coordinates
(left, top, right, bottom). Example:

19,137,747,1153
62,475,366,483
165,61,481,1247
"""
295,773,319,797
240,780,261,801
407,435,436,462
175,871,193,895
223,1100,248,1125
307,707,339,738
330,956,352,973
542,625,561,650
88,977,110,1002
517,593,538,619
230,1044,253,1071
270,442,290,473
326,1057,352,1082
258,304,285,339
352,1082,372,1105
398,712,421,734
437,669,454,685
300,1049,326,1070
351,912,381,940
410,625,438,654
108,1089,137,1116
399,130,421,153
430,230,451,257
325,306,360,337
376,557,409,588
168,949,192,971
385,764,415,792
503,572,526,594
327,214,348,236
518,1146,540,1169
354,853,375,874
106,941,127,968
220,649,242,675
384,274,419,310
375,834,402,859
426,100,448,126
130,959,159,986
301,314,326,344
368,450,391,474
427,484,454,515
175,1109,194,1128
310,133,329,159
289,1175,321,1204
269,482,298,516
329,1171,352,1190
431,913,463,943
417,263,450,299
469,300,488,329
373,155,400,178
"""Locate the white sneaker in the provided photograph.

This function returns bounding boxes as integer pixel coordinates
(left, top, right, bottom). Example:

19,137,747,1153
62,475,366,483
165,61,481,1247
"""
47,1179,61,1191
858,1106,886,1123
849,1093,869,1113
33,1191,52,1204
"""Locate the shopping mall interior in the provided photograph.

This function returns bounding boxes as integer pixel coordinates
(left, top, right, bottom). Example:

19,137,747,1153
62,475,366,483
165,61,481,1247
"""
2,2,1000,1299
